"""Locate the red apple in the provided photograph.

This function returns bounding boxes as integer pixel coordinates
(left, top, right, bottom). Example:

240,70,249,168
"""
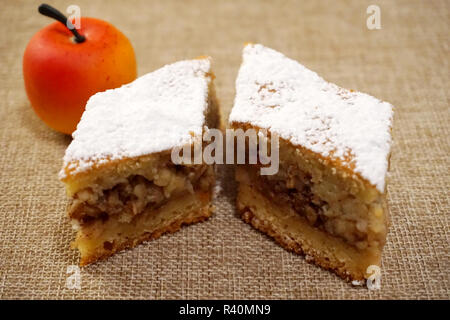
23,5,137,134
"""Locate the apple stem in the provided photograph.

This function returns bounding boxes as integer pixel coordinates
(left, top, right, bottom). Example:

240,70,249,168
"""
38,3,86,43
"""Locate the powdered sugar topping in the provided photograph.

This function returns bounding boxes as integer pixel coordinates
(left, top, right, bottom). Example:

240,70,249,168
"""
60,58,211,179
229,44,393,192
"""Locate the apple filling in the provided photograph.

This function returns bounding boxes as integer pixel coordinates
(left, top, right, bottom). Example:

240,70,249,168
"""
68,164,214,228
236,164,387,252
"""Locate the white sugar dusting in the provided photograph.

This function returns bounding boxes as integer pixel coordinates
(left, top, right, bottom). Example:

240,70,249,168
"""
60,58,211,179
229,44,393,192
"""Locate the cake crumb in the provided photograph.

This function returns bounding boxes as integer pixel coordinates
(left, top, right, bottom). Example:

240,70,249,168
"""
351,280,364,286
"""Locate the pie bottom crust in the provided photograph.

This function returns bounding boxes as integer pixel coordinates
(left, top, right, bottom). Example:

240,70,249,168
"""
74,190,212,266
236,183,381,281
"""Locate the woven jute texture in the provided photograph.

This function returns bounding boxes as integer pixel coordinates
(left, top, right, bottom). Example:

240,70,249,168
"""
0,0,448,299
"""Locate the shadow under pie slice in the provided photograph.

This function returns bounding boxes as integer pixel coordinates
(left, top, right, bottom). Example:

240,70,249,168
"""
229,44,394,282
59,57,220,266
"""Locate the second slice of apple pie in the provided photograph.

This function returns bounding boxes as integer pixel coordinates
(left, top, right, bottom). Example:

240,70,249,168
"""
229,44,394,281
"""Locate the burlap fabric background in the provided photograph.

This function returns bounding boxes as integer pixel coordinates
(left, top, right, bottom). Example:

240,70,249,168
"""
0,0,448,299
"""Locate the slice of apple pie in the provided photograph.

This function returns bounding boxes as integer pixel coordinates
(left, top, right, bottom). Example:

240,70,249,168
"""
229,44,394,281
60,57,219,266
